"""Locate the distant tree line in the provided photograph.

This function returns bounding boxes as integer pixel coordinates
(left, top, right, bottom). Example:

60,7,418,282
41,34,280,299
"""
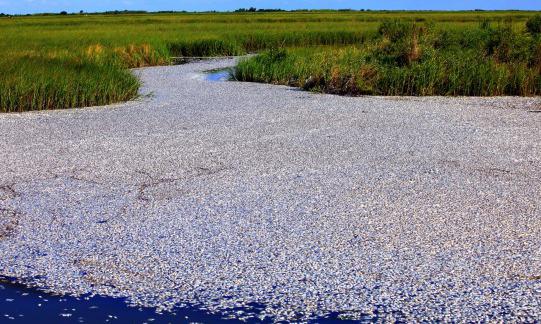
103,10,149,14
234,8,374,12
235,8,285,12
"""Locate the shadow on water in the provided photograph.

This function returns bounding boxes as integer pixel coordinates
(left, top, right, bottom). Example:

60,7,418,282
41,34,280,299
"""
0,276,372,323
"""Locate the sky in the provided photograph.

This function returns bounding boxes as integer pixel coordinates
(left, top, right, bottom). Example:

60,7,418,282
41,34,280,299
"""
0,0,539,15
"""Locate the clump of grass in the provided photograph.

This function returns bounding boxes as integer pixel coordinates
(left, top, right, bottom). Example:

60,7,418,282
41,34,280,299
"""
526,15,541,35
377,20,427,66
236,19,541,96
113,43,170,67
0,56,139,113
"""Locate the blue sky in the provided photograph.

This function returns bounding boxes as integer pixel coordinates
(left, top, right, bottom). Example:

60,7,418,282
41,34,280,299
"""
0,0,539,14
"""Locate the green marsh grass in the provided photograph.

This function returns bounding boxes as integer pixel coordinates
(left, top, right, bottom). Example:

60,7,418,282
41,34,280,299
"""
1,11,540,112
236,17,541,96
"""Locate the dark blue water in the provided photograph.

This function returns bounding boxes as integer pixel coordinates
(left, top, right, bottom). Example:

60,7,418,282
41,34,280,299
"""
0,276,368,323
0,276,258,323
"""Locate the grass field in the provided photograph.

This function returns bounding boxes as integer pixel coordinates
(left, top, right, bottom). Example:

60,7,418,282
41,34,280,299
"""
1,11,540,112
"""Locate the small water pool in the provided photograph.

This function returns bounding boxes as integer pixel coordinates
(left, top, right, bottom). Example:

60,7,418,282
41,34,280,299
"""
204,68,234,82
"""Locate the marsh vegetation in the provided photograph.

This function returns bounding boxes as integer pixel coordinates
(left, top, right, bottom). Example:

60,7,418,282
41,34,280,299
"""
236,18,541,96
1,11,540,112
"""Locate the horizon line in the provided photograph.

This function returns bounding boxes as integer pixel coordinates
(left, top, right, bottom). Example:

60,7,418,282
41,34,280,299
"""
2,8,540,16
